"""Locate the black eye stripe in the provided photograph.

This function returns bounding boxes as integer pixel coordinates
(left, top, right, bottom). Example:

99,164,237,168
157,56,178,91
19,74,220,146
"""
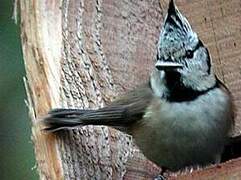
157,40,205,60
193,40,204,51
206,49,211,74
185,40,204,58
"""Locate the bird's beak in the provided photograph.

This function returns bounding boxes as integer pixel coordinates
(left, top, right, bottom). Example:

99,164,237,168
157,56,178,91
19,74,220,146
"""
155,61,183,71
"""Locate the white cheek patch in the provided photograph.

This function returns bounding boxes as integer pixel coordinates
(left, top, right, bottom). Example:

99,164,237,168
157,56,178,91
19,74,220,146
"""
194,48,210,74
187,32,199,48
151,71,167,97
173,49,186,59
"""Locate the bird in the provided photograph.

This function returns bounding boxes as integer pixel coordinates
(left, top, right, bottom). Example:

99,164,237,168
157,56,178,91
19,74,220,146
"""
42,0,234,172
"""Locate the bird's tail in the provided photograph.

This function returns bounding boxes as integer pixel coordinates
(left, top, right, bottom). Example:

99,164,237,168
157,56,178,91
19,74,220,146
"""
41,108,93,132
41,106,128,132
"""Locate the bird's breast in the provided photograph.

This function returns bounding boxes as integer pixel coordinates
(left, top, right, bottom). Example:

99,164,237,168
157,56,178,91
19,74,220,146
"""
130,88,231,170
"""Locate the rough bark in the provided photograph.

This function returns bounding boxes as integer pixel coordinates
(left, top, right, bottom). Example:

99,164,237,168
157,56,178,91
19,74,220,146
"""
20,0,241,179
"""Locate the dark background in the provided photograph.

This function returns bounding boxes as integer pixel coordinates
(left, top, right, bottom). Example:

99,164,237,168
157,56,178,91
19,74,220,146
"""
0,1,37,179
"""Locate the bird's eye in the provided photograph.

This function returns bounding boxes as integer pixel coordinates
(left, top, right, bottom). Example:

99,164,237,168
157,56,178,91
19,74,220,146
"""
186,50,194,59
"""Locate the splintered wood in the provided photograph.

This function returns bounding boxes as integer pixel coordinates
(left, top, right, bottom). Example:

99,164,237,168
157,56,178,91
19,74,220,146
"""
20,0,241,179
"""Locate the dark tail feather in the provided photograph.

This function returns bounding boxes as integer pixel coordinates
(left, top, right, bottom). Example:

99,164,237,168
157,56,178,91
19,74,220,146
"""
42,108,91,132
222,135,241,162
42,106,128,132
43,117,84,132
48,108,93,117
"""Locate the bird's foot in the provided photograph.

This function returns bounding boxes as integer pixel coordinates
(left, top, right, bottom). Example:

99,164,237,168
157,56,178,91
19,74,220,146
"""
154,174,166,180
153,167,169,180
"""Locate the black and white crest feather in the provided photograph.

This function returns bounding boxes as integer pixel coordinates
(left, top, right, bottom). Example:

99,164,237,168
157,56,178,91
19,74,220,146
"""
157,0,198,59
154,0,217,93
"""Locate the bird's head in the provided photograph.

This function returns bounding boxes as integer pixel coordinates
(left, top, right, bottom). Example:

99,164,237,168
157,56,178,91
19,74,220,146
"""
155,0,216,93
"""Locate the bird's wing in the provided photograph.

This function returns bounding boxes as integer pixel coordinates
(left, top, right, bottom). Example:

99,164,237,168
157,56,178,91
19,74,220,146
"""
43,82,154,132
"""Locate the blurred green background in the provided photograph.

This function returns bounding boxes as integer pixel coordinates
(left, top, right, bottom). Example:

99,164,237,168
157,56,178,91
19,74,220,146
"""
0,1,37,179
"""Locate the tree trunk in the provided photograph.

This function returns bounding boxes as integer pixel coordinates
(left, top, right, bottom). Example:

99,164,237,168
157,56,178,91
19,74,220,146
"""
20,0,241,179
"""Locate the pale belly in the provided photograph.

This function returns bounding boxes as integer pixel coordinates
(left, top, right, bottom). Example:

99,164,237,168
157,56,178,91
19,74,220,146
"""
129,89,231,171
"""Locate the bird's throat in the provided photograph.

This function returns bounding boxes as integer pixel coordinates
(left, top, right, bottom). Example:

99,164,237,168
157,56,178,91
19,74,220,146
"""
164,70,217,102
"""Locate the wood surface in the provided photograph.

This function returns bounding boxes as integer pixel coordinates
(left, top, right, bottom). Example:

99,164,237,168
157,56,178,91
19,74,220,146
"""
20,0,241,179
